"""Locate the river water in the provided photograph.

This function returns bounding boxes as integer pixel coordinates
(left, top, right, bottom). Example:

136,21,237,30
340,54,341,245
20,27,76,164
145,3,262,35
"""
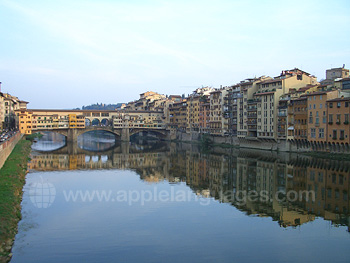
10,132,350,262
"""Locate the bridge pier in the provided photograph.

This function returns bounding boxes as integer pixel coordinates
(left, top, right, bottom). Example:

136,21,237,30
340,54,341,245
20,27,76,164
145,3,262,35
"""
67,129,78,143
121,128,130,142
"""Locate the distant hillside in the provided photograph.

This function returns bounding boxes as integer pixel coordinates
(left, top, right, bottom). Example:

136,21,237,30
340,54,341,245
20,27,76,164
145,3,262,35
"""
80,103,124,110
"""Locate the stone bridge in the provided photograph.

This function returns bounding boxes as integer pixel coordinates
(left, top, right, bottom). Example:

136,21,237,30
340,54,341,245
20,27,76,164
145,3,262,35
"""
34,126,170,142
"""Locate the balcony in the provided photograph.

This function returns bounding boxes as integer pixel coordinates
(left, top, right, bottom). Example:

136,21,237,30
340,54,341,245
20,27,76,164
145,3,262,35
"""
278,132,286,137
344,121,349,125
332,136,337,140
328,121,333,125
340,137,345,140
248,125,257,131
247,106,257,111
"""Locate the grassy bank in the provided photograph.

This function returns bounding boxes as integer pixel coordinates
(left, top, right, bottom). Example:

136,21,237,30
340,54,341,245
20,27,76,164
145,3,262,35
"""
0,138,32,262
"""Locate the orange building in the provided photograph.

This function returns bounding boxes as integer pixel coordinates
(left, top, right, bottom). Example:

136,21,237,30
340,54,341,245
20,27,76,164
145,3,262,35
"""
326,97,350,145
292,96,308,141
306,91,338,143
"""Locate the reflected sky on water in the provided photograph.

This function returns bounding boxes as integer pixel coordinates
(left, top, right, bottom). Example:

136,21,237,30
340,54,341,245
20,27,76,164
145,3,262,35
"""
11,132,350,262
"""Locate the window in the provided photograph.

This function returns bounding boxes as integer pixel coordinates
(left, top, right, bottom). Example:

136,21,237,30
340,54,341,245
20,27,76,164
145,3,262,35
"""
319,128,324,138
333,129,337,139
311,128,316,138
320,103,322,109
345,114,349,124
336,114,341,124
345,102,349,107
329,114,333,124
337,102,341,108
309,116,313,123
329,102,333,108
340,130,345,139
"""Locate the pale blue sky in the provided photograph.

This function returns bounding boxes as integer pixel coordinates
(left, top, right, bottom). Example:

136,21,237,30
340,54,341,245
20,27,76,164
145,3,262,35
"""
0,0,349,108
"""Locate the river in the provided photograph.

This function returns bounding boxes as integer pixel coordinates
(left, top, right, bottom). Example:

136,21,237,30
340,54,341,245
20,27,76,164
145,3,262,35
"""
10,131,350,262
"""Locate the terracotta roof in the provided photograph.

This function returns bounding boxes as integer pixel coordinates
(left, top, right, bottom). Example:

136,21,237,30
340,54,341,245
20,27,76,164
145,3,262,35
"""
240,81,254,86
304,91,327,96
292,96,307,101
326,97,350,102
258,79,283,85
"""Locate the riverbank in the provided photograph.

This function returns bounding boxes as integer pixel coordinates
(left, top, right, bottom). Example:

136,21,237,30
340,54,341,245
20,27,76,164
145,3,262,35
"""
172,131,350,154
0,138,32,262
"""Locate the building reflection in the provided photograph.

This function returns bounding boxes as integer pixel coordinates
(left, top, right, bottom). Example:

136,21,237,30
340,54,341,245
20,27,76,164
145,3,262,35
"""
28,141,350,231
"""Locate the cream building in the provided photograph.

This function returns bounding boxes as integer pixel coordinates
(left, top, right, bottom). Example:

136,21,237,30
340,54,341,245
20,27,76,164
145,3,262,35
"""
1,91,28,130
254,69,318,140
236,77,270,138
209,89,229,135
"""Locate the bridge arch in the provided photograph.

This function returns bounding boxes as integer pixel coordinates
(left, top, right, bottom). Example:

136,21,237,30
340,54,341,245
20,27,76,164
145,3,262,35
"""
129,128,168,138
101,118,110,126
91,118,100,126
76,127,121,138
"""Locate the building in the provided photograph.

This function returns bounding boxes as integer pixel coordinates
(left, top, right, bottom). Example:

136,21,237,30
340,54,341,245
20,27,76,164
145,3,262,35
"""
306,90,338,144
0,91,28,130
237,78,267,138
255,69,318,140
209,89,229,135
225,85,240,136
186,95,201,132
326,66,349,81
113,111,165,129
169,100,187,131
326,97,350,145
199,100,210,133
291,96,308,141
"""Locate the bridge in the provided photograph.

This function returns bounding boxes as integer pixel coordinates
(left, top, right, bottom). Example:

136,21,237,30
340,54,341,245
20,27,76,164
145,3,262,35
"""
16,109,172,142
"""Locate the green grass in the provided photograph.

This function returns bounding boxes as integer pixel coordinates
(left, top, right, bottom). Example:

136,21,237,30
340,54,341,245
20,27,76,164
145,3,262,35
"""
0,138,32,262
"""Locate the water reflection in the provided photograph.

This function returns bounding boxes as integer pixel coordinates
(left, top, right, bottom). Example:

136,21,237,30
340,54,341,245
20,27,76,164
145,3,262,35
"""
28,134,350,231
31,132,66,151
77,131,116,152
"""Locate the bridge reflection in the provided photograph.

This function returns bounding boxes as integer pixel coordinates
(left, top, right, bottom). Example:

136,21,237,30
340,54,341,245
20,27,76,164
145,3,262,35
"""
28,142,350,231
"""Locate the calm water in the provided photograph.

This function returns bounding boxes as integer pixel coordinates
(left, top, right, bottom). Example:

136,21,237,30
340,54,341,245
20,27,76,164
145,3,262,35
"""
11,132,350,262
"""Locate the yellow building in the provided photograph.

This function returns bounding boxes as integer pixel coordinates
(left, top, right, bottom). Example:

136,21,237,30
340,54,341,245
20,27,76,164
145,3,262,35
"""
113,111,165,129
186,96,201,132
169,100,187,131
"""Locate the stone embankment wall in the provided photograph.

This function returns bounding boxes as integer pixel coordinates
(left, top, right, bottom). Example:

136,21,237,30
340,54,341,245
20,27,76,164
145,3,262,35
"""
173,131,350,153
0,133,23,169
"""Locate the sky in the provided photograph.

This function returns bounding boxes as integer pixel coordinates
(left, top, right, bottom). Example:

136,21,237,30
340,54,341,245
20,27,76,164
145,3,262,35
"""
0,0,349,109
